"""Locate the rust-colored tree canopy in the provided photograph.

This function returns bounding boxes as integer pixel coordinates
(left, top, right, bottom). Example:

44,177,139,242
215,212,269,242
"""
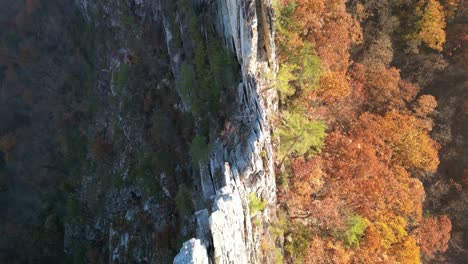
415,215,452,257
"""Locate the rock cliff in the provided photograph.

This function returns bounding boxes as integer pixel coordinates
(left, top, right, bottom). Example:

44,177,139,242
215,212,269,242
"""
71,0,278,263
173,0,278,263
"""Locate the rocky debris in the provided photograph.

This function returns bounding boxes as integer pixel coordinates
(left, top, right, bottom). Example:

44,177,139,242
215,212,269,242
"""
173,239,209,264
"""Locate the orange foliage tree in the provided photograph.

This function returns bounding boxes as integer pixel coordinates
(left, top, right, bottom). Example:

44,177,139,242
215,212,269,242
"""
319,71,351,101
354,111,440,173
415,215,452,257
291,0,362,72
353,64,424,112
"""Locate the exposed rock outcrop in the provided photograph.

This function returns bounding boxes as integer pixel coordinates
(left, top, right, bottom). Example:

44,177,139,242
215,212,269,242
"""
174,0,278,263
174,239,209,264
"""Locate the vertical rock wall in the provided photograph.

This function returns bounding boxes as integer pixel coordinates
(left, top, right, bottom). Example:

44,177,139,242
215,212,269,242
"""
174,0,278,263
74,0,278,263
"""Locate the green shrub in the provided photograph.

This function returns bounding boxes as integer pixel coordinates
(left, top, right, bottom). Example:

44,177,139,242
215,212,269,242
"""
253,217,262,227
150,112,177,145
177,62,197,113
180,112,195,141
174,3,238,120
276,63,299,102
113,63,129,95
175,184,193,218
276,170,290,190
248,192,267,215
129,151,153,179
343,215,368,247
189,135,211,164
59,130,88,180
271,212,289,235
65,196,83,224
120,14,136,29
113,123,124,148
285,223,312,262
273,247,284,264
126,149,168,197
274,0,299,54
296,44,322,89
44,213,61,232
97,163,126,191
207,41,238,90
278,111,326,158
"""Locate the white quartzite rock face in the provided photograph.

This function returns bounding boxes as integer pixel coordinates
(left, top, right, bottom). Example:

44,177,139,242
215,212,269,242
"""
174,239,209,264
175,0,278,263
210,186,248,264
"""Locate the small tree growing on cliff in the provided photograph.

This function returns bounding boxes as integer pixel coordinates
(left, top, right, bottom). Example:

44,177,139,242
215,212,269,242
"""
175,184,193,219
248,192,267,215
189,135,211,166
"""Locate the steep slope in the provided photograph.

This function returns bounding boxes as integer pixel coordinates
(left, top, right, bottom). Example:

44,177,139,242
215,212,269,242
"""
73,0,279,263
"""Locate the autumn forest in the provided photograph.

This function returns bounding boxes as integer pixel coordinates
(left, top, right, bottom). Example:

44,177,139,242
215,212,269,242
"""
274,0,466,263
0,0,466,263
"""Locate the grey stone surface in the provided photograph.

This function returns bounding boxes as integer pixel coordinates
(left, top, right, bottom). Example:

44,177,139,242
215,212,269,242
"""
173,239,209,264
